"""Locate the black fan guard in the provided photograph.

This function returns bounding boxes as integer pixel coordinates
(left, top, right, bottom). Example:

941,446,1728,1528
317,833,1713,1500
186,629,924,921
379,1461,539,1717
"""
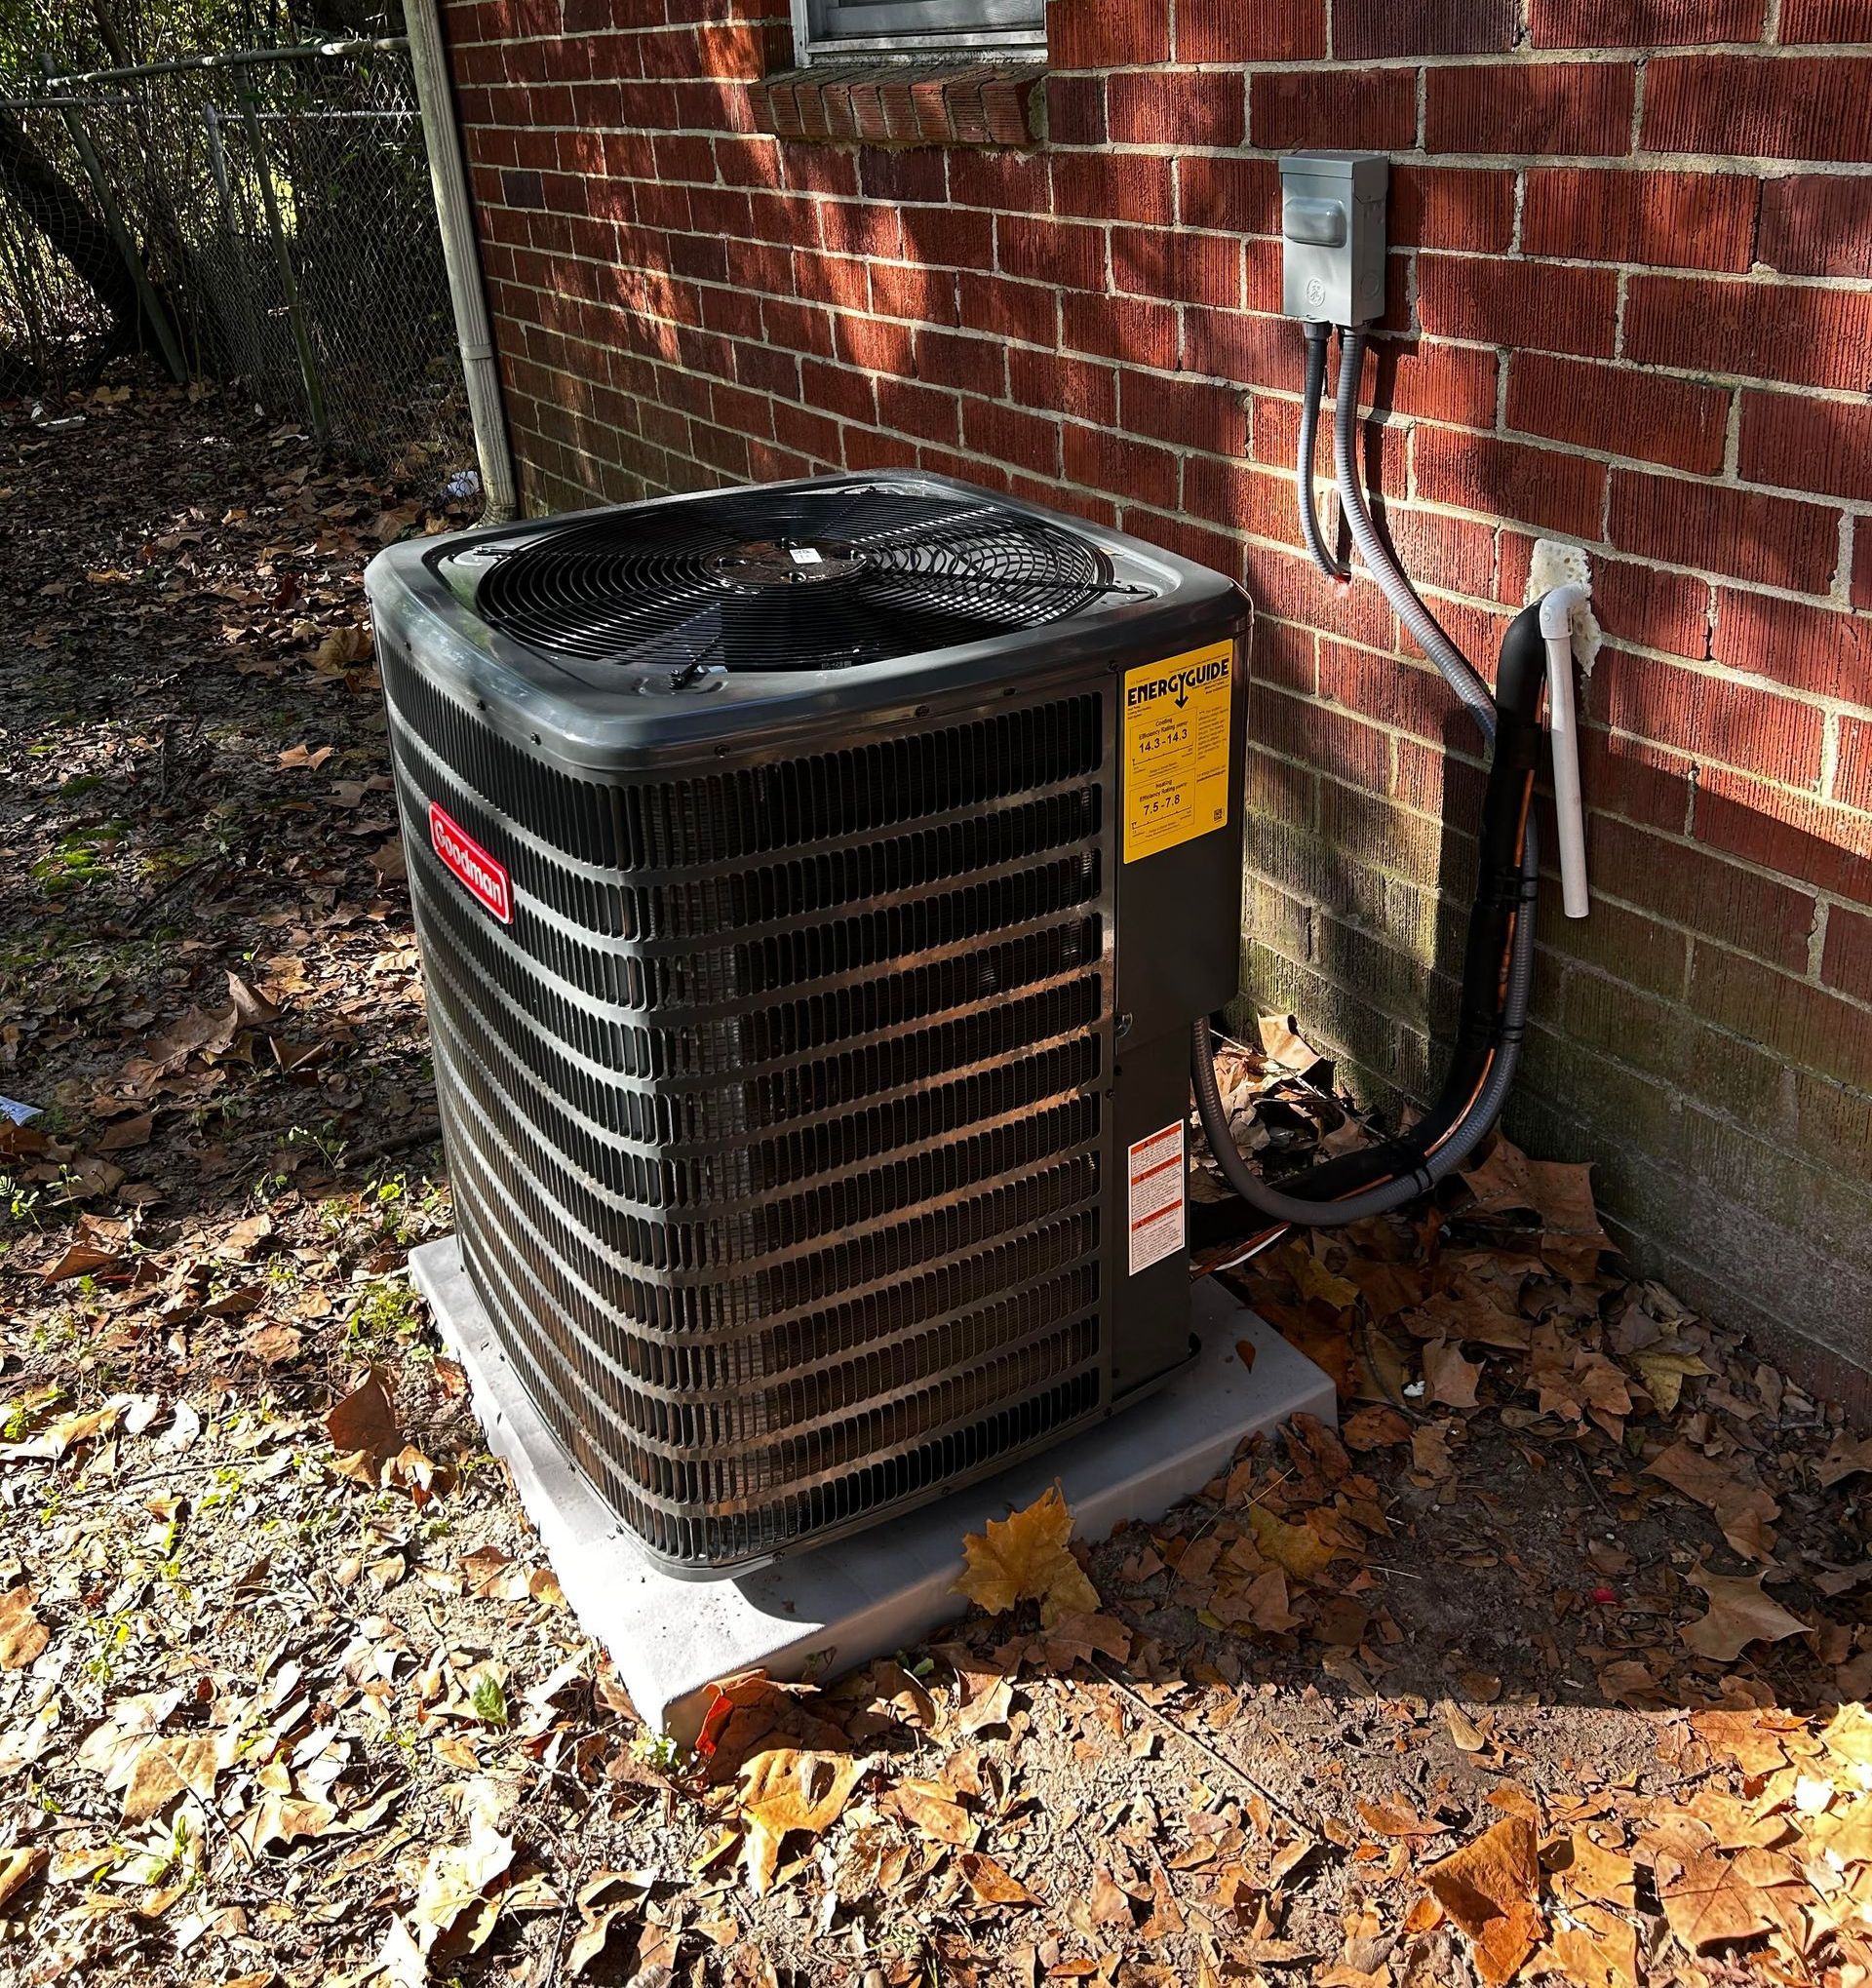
468,483,1153,675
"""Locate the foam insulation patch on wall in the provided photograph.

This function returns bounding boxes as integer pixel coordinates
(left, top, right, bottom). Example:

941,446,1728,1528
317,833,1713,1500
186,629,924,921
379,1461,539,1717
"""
1526,538,1603,673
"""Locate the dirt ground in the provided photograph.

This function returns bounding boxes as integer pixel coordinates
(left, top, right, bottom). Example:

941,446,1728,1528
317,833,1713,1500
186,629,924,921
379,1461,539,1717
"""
3,377,1871,1988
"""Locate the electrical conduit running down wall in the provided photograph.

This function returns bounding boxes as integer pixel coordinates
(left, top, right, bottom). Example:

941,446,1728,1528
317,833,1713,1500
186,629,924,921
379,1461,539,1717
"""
434,0,1872,1403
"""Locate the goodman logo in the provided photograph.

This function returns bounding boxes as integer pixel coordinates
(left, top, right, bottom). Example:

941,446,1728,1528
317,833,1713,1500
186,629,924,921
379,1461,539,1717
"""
1126,651,1231,713
429,801,512,924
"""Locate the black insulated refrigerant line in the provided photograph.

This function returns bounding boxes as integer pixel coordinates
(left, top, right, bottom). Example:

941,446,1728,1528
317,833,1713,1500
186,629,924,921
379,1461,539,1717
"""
1191,327,1547,1227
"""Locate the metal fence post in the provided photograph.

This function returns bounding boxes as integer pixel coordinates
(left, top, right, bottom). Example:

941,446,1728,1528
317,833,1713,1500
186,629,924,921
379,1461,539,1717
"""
202,103,232,203
201,104,262,383
37,55,186,382
236,88,328,446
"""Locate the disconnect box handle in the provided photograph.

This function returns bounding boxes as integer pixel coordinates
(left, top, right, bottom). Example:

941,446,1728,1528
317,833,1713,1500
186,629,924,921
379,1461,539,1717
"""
1282,195,1346,248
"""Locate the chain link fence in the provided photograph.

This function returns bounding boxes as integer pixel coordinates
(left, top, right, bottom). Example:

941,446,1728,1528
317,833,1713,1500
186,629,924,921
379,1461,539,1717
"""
1,36,473,477
0,112,103,394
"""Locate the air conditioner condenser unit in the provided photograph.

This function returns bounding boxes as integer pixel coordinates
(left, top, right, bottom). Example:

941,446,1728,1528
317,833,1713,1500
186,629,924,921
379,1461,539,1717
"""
367,474,1248,1578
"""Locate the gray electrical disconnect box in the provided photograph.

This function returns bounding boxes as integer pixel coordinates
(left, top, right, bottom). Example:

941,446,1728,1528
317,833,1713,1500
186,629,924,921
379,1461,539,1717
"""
1280,151,1389,327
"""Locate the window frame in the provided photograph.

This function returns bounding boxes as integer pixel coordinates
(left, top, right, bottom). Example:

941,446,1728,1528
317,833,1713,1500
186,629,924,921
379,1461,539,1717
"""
790,0,1047,64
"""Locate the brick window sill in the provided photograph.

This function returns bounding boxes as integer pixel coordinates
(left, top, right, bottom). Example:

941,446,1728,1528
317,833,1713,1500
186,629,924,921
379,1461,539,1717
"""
752,61,1045,148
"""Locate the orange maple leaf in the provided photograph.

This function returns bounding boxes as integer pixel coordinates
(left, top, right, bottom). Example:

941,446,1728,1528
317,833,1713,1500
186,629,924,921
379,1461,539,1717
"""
955,1485,1100,1627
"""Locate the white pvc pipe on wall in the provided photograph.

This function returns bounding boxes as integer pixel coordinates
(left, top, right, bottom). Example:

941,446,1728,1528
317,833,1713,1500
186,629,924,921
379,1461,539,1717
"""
405,0,519,525
1540,583,1593,919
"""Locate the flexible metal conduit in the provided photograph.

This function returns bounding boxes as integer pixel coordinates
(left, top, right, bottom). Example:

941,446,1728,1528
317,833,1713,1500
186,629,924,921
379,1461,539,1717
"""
1297,322,1345,583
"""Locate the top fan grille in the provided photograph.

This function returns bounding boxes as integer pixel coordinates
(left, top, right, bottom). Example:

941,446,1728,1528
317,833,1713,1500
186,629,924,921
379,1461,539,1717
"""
469,484,1137,673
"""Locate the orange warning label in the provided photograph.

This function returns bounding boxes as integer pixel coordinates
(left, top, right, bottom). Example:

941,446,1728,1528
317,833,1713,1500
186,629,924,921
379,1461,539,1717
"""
1127,1121,1186,1275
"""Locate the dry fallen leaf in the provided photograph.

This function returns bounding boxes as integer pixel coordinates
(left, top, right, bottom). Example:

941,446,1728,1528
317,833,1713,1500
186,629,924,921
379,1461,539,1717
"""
1818,1432,1872,1487
1247,1502,1334,1582
693,1669,843,1778
1629,1347,1711,1416
1459,1137,1542,1215
1423,1814,1545,1986
239,1792,340,1856
1040,1608,1132,1667
954,1668,1016,1735
216,1211,275,1261
1689,1710,1795,1777
1645,1441,1780,1554
566,1869,653,1976
1341,1405,1412,1452
1259,1012,1323,1072
1412,1423,1456,1479
0,1586,49,1670
1423,1338,1481,1409
0,1401,120,1462
887,1776,979,1848
1237,1565,1301,1634
959,1850,1039,1905
225,971,281,1030
325,1365,401,1472
1657,1847,1798,1951
400,1778,515,1959
462,1545,532,1602
39,1241,123,1282
243,1323,303,1365
1444,1701,1488,1753
1556,1834,1637,1911
122,1735,221,1823
1284,1242,1360,1310
956,1485,1100,1627
0,1844,47,1912
1546,1906,1640,1988
315,624,371,671
623,1922,680,1986
1088,1866,1137,1929
1679,1566,1808,1662
1357,1797,1446,1840
1530,1161,1610,1281
384,1443,453,1506
737,1748,864,1894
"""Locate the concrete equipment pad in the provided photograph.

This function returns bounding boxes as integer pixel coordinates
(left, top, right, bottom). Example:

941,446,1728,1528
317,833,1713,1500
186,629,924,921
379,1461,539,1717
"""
410,1237,1336,1741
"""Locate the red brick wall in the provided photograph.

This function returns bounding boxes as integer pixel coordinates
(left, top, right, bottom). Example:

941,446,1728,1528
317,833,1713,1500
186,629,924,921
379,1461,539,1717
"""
439,0,1872,1390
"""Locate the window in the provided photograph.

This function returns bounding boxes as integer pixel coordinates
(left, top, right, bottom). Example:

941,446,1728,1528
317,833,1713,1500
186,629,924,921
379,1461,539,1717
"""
792,0,1047,64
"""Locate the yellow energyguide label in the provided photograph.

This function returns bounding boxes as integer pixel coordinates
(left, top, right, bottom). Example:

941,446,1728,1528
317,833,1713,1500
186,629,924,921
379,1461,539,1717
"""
1121,639,1234,863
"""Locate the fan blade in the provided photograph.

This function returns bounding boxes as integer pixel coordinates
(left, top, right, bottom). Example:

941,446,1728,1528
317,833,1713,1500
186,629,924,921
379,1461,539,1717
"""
846,503,1006,550
863,551,1149,603
576,599,729,665
784,485,897,538
473,481,1129,669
